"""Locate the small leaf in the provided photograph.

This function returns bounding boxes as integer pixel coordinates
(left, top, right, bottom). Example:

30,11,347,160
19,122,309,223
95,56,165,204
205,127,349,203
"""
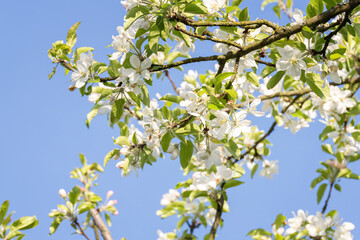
251,164,259,179
67,22,81,48
110,99,125,124
317,183,327,204
223,179,244,189
104,149,120,167
184,2,208,14
78,202,94,214
161,132,172,152
69,186,81,205
246,72,259,87
0,200,10,225
274,214,286,229
267,71,285,89
49,217,62,235
115,136,130,146
180,140,193,169
334,183,341,192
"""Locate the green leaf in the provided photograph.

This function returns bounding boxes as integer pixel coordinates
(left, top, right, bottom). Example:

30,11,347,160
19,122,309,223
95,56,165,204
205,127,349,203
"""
246,72,259,87
261,0,277,10
274,214,286,229
317,183,327,204
161,132,172,152
305,73,325,99
105,213,111,227
180,140,193,169
104,149,120,167
160,94,184,104
267,71,285,89
334,183,341,192
10,216,38,232
86,104,100,128
251,164,259,179
115,136,130,146
223,179,244,189
49,217,62,235
261,66,276,78
0,200,9,225
67,21,81,48
321,144,334,155
231,0,243,6
184,2,208,14
69,186,81,205
215,72,234,84
110,99,125,124
108,59,121,78
238,7,250,21
140,86,150,107
323,0,337,9
124,6,149,30
148,24,160,52
78,202,94,214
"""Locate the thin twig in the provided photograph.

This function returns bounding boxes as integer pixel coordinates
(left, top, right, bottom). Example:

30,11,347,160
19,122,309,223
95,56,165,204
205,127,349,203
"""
164,70,180,95
74,219,91,240
322,181,335,214
209,183,226,240
312,12,350,57
174,24,243,50
234,95,301,164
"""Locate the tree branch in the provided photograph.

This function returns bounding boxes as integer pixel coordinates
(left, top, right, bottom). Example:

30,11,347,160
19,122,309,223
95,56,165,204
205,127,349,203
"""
89,209,113,240
152,0,360,72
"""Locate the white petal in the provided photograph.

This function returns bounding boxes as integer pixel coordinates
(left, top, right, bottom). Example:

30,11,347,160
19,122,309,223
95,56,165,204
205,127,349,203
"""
130,55,140,68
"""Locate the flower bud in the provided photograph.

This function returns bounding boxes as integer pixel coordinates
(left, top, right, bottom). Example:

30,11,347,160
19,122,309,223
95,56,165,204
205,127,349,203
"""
58,189,67,198
68,84,76,92
107,190,114,199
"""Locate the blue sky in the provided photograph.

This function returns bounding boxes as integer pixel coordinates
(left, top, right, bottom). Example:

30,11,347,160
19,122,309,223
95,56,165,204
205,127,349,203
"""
0,0,359,239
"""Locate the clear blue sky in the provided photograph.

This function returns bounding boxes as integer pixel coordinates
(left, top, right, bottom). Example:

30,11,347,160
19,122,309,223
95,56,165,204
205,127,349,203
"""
0,1,359,239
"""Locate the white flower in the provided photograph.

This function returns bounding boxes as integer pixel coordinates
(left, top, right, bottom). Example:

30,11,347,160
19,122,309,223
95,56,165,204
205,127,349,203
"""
246,98,265,117
192,172,217,191
334,222,355,240
286,209,308,235
157,230,170,240
259,160,278,179
203,0,226,14
71,51,93,88
185,199,199,214
292,9,304,25
110,26,131,62
276,45,307,80
306,212,332,237
160,189,180,206
167,143,180,160
127,55,152,84
205,208,217,225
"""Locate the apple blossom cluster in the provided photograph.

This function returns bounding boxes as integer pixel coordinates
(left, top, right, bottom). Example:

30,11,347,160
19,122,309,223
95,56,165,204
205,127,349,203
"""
47,0,360,239
156,165,242,239
249,209,355,240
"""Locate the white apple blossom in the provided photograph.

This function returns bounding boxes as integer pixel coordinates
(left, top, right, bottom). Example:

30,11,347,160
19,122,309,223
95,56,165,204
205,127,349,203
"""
160,189,180,206
203,0,226,14
58,189,67,198
306,212,332,237
157,230,170,240
259,160,278,179
71,51,93,88
285,209,308,235
246,98,265,117
127,55,152,84
334,222,355,240
110,26,131,62
276,45,307,80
